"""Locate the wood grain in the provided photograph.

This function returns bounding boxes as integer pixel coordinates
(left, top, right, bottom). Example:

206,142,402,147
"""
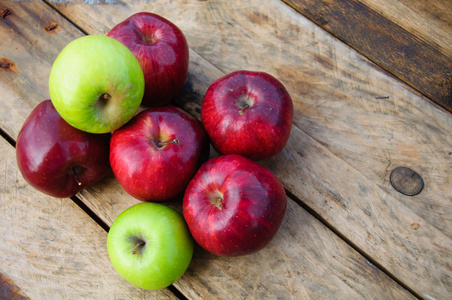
358,0,452,57
0,271,29,300
179,199,414,300
47,1,452,298
282,0,452,111
0,137,176,299
0,0,82,139
184,47,452,300
0,1,417,299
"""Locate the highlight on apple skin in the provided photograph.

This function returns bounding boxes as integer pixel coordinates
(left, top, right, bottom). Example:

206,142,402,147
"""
16,100,111,198
107,202,194,290
49,35,145,134
107,12,189,108
110,106,210,202
201,70,294,161
183,154,287,257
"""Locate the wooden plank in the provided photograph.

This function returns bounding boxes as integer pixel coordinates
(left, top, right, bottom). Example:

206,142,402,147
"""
282,0,452,112
46,1,452,298
183,50,452,300
0,137,177,299
0,1,416,299
179,197,415,299
178,3,452,298
357,0,452,57
0,0,82,139
0,271,30,300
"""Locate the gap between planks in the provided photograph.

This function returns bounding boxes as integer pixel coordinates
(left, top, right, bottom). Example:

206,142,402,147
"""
0,131,188,300
3,1,448,298
11,2,419,296
284,188,422,299
281,0,452,112
27,1,441,296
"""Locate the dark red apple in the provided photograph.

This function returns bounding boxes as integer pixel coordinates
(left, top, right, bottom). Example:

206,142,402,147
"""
182,154,287,256
110,106,209,202
107,12,189,107
201,70,294,161
16,100,111,198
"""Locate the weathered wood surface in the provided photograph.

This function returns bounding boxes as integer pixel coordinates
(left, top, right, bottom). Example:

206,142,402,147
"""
0,137,177,299
0,3,416,299
358,0,451,57
283,0,452,111
1,0,451,299
0,271,29,300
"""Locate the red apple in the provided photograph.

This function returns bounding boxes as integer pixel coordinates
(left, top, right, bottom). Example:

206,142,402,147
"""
110,106,210,202
107,12,189,107
183,154,287,256
16,100,111,198
201,70,293,161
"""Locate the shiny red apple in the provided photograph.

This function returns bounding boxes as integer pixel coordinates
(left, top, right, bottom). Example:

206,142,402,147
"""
107,12,189,107
183,154,287,256
201,70,294,161
16,100,111,198
110,106,210,202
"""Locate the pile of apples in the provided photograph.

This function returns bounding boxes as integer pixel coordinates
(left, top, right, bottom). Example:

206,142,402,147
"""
16,12,293,290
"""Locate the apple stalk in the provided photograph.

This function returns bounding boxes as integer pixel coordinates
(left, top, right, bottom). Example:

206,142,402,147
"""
72,167,82,186
132,240,145,255
156,139,179,148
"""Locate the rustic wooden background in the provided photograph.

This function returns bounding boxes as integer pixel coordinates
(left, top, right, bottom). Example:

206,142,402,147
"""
1,0,451,299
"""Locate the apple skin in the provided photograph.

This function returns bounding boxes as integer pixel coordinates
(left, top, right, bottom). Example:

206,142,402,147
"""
183,154,287,257
201,70,294,161
107,202,194,290
107,12,189,107
49,35,145,134
110,106,210,202
16,100,111,198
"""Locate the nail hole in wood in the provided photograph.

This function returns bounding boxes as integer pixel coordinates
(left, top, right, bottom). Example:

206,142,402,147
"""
45,23,59,32
0,57,18,72
0,8,11,20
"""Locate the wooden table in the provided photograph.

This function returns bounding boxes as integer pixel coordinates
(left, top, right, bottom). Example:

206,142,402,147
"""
1,0,451,299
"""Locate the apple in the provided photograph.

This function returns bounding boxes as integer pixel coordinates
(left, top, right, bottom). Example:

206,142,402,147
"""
107,202,194,290
107,12,189,107
201,70,294,161
183,154,287,257
16,100,111,198
49,35,145,134
110,106,210,202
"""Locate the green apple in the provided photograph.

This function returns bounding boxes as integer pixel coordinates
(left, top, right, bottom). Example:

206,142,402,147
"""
107,202,194,290
49,35,145,134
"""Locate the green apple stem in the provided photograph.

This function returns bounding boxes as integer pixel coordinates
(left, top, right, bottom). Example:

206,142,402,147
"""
132,241,145,255
238,104,250,115
100,93,111,101
156,139,179,148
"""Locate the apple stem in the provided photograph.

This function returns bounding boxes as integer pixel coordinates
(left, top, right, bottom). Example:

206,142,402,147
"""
100,93,111,101
73,167,82,186
142,33,156,44
238,104,250,115
132,241,145,255
156,139,179,148
216,197,223,210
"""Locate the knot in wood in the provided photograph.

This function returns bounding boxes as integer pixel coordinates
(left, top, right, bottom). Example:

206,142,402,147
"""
389,167,424,196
